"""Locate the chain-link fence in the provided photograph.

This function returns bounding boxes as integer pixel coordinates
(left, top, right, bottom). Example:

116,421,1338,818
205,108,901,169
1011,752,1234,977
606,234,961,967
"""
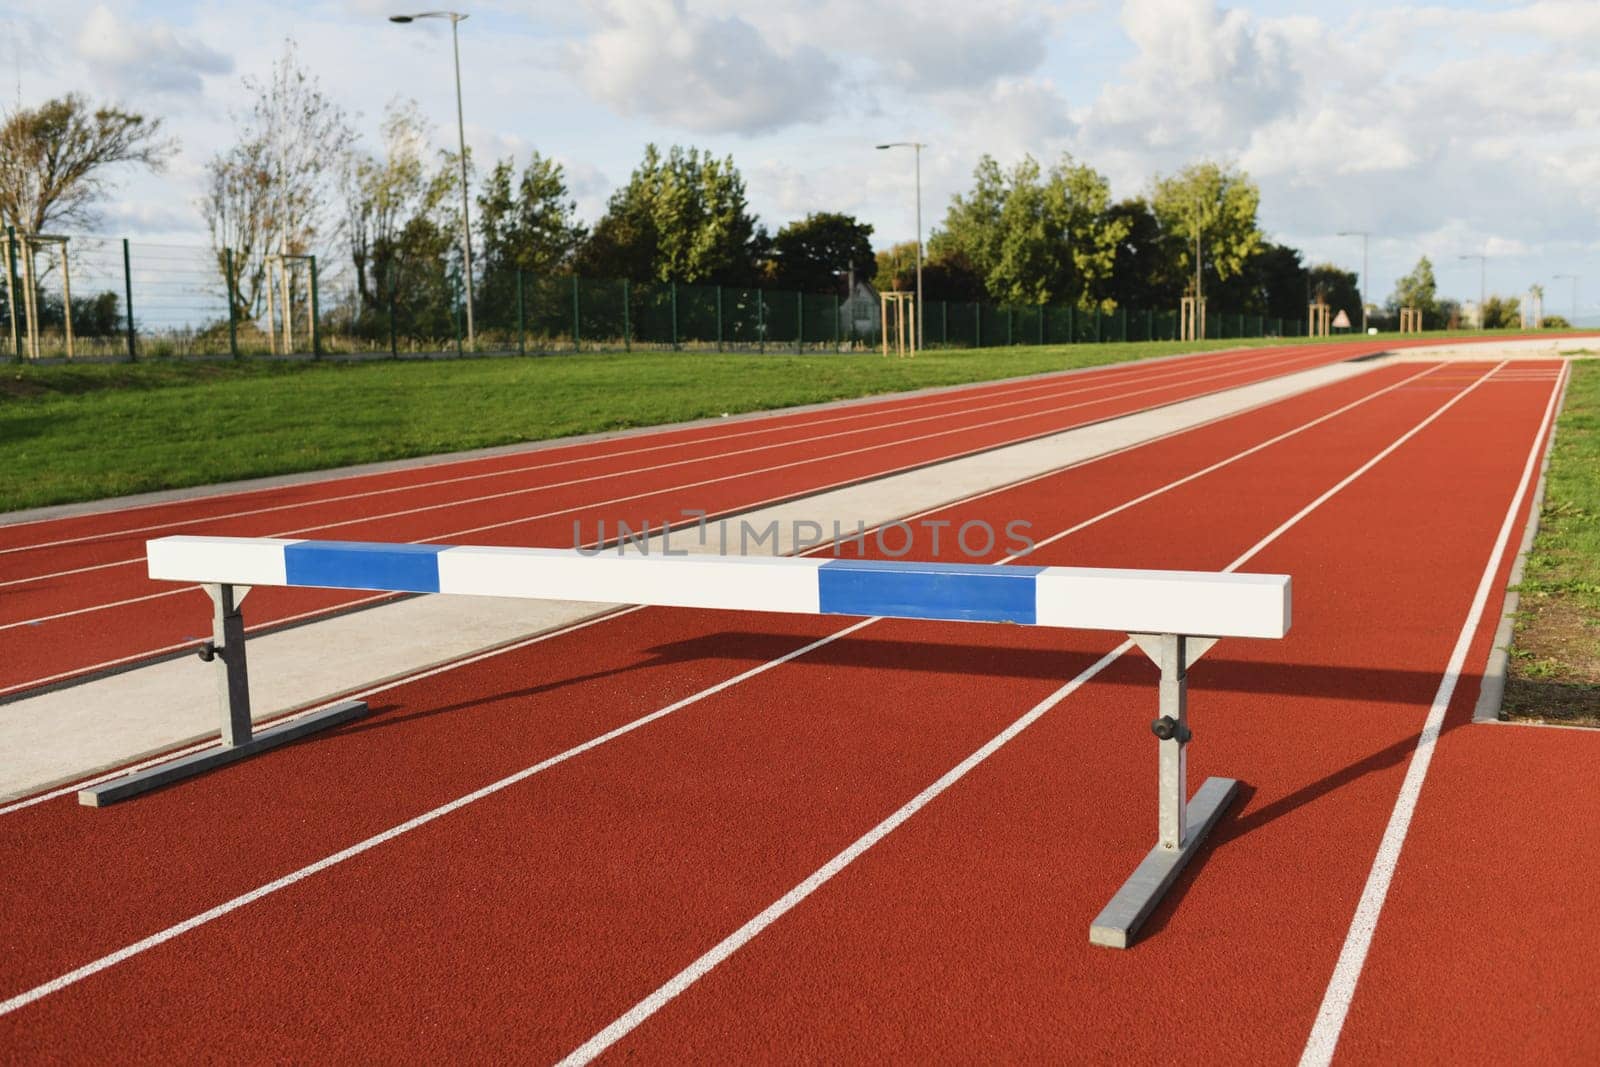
4,228,1353,362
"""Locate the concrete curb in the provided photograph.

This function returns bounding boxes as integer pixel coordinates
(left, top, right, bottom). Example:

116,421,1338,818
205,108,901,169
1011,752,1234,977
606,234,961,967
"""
1472,364,1573,723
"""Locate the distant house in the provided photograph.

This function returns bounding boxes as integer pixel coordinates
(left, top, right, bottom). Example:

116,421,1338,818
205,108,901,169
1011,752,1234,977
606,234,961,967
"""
840,277,881,346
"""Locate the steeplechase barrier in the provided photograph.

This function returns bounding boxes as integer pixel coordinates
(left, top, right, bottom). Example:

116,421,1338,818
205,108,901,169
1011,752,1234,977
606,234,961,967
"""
85,535,1292,948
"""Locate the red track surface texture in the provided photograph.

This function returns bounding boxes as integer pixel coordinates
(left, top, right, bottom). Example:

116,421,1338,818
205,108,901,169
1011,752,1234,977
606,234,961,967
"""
2,345,1595,1064
3,342,1362,695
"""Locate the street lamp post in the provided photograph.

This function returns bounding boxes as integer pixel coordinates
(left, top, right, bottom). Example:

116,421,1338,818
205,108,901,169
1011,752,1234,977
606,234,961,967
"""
1337,230,1369,333
1554,273,1579,325
391,11,476,351
1459,252,1486,329
876,142,924,349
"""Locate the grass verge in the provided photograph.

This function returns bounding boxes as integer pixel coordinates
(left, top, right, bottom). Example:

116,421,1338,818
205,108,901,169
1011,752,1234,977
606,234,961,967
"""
0,337,1310,513
1502,358,1600,726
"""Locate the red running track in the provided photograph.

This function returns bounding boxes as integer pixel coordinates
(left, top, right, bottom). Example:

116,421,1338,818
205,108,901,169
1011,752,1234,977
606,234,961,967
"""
2,356,1592,1063
0,341,1363,696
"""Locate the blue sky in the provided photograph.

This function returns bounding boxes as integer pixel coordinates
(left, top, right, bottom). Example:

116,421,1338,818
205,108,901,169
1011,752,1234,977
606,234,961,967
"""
6,0,1599,319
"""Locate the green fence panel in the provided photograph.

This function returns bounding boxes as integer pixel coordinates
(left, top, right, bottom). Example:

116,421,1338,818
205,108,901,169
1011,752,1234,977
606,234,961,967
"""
801,292,836,350
763,287,799,349
944,301,977,348
576,277,628,350
671,283,718,345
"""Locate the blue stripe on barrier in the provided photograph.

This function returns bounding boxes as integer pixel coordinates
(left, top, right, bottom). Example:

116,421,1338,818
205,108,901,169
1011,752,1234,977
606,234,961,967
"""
817,559,1044,624
284,541,449,593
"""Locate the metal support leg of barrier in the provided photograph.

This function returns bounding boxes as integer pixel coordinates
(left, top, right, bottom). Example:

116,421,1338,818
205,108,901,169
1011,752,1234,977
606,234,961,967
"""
1089,632,1237,948
79,584,367,807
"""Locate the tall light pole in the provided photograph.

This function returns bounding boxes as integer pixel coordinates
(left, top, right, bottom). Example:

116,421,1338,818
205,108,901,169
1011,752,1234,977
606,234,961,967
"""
1337,230,1369,333
1554,273,1579,325
391,11,475,350
876,142,924,348
1459,251,1486,329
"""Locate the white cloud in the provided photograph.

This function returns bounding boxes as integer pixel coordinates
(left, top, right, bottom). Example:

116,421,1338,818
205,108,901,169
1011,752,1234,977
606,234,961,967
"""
569,0,840,135
74,4,232,98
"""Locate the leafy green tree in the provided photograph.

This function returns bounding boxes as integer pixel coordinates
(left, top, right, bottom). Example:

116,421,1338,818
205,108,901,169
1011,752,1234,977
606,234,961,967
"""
769,212,874,292
575,144,765,285
1102,198,1184,312
875,240,919,291
1149,161,1263,298
1387,256,1439,319
919,246,987,302
1481,294,1522,329
474,151,586,332
935,153,1127,308
476,152,585,279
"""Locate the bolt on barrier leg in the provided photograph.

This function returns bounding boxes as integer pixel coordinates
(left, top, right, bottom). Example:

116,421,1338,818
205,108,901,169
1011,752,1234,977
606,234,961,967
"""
1088,632,1239,948
79,584,367,806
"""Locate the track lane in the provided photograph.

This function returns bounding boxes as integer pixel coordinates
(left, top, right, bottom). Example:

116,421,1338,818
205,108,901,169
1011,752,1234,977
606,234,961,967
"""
0,342,1346,556
576,364,1567,1065
1,361,1559,1062
0,362,1437,999
0,343,1359,695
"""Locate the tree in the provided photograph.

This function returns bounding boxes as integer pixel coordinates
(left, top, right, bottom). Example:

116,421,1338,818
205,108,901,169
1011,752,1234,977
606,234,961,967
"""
341,100,460,334
574,144,765,285
476,152,586,280
1481,294,1521,329
919,246,986,302
1149,161,1263,298
1387,256,1439,319
0,94,174,233
1102,199,1185,312
474,150,586,332
201,39,354,316
769,212,874,292
935,153,1127,308
1307,263,1361,326
875,240,919,292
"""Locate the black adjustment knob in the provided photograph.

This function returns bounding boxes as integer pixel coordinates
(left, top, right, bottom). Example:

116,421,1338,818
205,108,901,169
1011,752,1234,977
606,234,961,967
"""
197,640,218,662
1150,716,1191,743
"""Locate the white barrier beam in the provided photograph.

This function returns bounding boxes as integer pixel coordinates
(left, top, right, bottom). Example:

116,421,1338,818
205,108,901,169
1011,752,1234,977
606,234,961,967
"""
146,536,1289,639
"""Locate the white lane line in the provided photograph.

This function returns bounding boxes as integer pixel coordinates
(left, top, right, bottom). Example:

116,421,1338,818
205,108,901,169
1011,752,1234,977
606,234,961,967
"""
0,351,1407,1016
0,345,1349,628
0,354,1404,710
0,605,644,815
0,357,1420,703
0,615,877,1021
0,344,1341,589
0,344,1325,558
557,641,1135,1066
1297,362,1566,1067
557,363,1506,1065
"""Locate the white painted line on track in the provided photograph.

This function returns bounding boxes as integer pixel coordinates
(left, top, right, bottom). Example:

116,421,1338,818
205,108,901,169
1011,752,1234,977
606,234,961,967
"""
0,360,1481,1021
0,344,1343,590
0,346,1352,630
558,362,1509,1064
0,357,1421,707
0,356,1397,703
0,605,644,815
0,344,1332,558
1297,362,1566,1067
557,641,1136,1066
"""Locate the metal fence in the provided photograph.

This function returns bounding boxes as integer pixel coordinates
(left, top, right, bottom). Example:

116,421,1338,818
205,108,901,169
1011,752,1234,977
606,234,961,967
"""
3,228,1344,362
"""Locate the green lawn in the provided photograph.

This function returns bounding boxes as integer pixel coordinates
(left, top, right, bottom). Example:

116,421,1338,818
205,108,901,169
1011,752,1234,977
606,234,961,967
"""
0,330,1582,513
1504,358,1600,725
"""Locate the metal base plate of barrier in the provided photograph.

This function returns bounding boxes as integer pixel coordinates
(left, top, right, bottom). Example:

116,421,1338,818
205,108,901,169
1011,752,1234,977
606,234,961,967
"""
78,700,368,807
1088,776,1239,949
